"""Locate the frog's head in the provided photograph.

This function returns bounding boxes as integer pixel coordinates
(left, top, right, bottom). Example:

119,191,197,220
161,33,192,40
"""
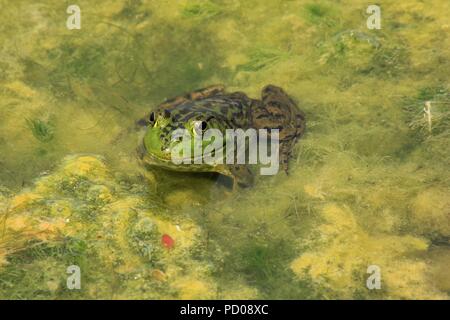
141,107,229,170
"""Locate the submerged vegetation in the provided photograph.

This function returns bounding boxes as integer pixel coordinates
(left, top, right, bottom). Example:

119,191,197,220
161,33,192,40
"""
26,118,55,143
0,0,449,299
237,47,291,72
181,1,222,19
0,156,232,299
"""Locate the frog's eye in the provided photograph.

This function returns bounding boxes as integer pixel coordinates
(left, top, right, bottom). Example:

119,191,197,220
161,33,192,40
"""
149,112,156,125
200,121,207,131
193,121,208,135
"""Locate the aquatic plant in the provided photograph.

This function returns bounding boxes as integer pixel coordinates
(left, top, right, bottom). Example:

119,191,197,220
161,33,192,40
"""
404,86,450,163
26,118,54,143
303,2,337,26
365,44,410,77
237,48,289,72
181,1,221,19
318,30,378,69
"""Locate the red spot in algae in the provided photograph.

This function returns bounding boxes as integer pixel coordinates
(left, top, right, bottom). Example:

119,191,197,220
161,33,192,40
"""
161,234,175,249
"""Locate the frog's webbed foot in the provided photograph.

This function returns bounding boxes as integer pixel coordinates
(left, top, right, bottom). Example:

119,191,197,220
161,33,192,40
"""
260,85,305,129
256,85,306,175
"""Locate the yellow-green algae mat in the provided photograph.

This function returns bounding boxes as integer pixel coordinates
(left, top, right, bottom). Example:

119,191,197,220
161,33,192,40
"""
0,156,256,299
0,0,449,299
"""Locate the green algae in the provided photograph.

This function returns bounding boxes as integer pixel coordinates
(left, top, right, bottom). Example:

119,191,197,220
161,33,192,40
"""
0,0,449,299
0,156,228,299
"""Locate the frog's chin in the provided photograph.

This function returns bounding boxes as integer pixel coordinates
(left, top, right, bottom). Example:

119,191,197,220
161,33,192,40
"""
142,154,218,172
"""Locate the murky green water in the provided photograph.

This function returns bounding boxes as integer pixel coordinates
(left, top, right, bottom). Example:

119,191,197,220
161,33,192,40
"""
0,0,449,299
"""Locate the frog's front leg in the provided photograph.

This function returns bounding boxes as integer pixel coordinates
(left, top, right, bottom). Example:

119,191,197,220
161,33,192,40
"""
229,164,254,189
213,164,253,190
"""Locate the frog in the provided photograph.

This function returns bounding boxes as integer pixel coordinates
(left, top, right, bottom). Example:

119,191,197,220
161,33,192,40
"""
137,84,305,189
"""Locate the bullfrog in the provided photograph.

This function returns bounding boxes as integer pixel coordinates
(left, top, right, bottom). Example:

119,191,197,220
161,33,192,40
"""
137,85,305,188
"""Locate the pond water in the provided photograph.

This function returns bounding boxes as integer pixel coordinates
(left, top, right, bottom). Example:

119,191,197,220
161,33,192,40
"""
0,0,449,299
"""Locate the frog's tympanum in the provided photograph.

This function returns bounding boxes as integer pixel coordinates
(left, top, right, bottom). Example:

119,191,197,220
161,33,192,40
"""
138,85,305,188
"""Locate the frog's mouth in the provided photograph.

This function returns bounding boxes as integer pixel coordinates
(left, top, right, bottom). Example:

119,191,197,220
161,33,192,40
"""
139,142,226,171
